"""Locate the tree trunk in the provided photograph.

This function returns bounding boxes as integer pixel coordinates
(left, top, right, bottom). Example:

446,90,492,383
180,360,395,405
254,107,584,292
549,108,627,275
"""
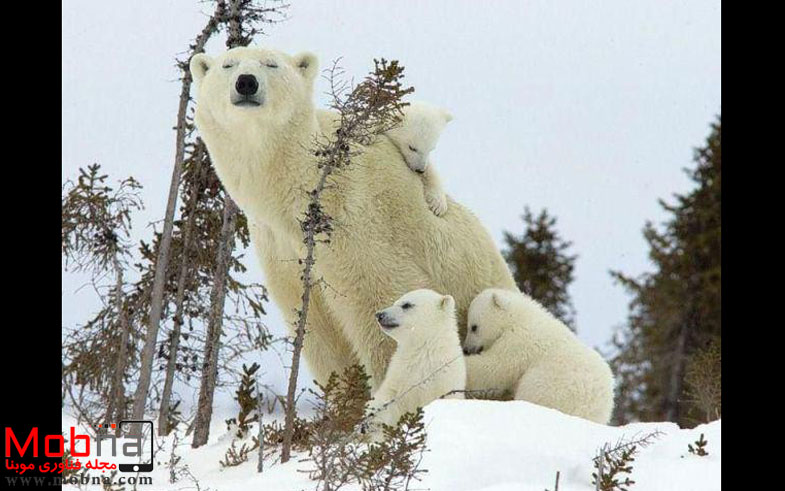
664,321,688,422
256,378,264,473
664,268,700,424
157,145,205,436
132,80,190,423
106,254,130,436
191,198,238,448
280,250,314,463
190,0,245,448
131,2,225,424
226,0,242,48
281,148,340,462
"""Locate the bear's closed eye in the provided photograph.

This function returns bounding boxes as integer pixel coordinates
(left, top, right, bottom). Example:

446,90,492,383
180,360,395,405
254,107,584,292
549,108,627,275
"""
401,302,414,310
408,145,418,153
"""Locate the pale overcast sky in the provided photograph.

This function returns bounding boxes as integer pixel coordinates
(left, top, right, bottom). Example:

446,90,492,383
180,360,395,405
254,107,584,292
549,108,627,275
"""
62,0,720,406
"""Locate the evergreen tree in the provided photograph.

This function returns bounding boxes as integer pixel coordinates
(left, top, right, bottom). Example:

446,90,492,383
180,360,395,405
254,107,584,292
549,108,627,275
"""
225,362,262,438
62,1,278,443
62,164,144,431
610,116,721,426
502,208,577,330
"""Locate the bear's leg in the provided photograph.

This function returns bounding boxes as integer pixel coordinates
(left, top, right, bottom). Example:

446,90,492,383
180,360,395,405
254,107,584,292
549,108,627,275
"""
464,351,517,400
250,223,358,386
353,316,397,391
368,378,400,428
326,297,396,390
298,287,360,385
421,165,448,217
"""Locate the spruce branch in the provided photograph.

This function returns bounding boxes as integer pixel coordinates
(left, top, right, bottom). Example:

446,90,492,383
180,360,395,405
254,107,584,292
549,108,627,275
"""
687,433,709,457
592,431,662,491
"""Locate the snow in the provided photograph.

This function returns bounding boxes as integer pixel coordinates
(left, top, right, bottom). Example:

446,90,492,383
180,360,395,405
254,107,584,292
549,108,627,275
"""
421,400,720,491
61,400,720,490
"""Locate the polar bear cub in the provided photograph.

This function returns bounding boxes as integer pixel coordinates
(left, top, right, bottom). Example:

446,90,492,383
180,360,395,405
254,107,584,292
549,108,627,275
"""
385,102,452,216
463,289,614,424
369,289,466,429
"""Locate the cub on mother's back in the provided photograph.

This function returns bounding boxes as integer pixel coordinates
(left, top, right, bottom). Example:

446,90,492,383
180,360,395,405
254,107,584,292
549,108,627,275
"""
385,102,453,216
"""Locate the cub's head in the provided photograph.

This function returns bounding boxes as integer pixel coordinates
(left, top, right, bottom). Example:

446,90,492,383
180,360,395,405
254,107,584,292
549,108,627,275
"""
463,289,515,355
190,47,318,134
374,289,456,344
387,102,452,173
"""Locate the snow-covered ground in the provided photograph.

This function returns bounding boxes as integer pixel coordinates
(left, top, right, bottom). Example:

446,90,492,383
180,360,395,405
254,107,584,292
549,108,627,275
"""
60,400,720,490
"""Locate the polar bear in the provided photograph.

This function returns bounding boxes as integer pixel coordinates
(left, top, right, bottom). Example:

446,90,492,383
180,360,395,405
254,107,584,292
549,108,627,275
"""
463,289,614,423
189,47,517,390
385,102,452,216
369,289,465,428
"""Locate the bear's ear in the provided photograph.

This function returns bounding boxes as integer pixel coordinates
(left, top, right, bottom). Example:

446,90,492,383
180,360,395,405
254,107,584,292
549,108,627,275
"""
442,110,453,124
491,292,509,311
293,52,318,83
190,53,213,83
440,295,455,312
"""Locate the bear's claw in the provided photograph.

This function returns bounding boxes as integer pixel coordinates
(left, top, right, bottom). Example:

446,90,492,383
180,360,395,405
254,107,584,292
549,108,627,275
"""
427,192,448,217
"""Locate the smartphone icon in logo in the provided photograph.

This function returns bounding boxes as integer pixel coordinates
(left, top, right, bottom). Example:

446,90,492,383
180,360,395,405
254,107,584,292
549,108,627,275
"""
117,420,154,473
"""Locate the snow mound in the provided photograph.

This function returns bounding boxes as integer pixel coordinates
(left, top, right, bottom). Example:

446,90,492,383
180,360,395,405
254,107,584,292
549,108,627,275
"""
422,400,720,491
61,400,720,490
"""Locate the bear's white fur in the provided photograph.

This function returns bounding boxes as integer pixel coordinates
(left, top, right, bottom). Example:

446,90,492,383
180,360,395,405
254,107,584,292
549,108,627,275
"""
190,47,517,390
369,289,465,428
385,102,452,216
463,289,615,423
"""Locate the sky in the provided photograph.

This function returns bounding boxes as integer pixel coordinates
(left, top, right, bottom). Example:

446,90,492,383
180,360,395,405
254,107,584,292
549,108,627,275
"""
62,0,720,405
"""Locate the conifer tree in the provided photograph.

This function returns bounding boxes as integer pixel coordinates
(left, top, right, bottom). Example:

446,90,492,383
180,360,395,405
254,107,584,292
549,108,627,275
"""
225,362,261,438
62,164,143,431
610,116,721,426
502,207,577,330
62,0,283,442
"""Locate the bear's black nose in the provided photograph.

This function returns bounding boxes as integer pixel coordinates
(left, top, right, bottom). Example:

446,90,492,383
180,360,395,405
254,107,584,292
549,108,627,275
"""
235,74,259,96
375,311,398,329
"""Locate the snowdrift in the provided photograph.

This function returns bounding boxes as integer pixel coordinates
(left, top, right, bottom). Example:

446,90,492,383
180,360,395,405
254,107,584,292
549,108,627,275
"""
61,400,720,490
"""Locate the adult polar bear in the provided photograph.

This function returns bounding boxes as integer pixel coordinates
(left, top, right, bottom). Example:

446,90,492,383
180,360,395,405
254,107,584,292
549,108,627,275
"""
190,47,517,389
